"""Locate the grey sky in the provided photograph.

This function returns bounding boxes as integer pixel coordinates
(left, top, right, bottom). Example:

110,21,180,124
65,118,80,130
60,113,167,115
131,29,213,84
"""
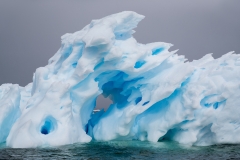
0,0,239,109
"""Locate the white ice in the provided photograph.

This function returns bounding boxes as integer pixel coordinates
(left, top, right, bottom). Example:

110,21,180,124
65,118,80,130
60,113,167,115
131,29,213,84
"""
0,11,240,148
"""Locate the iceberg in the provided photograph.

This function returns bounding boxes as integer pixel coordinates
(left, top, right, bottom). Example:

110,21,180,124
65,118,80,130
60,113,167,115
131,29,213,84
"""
1,11,240,148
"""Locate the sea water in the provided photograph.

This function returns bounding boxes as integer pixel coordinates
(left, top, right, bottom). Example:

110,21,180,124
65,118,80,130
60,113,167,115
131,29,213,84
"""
0,141,240,159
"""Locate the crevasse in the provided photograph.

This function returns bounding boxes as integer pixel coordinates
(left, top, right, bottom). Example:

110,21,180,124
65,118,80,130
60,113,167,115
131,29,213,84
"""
0,11,240,148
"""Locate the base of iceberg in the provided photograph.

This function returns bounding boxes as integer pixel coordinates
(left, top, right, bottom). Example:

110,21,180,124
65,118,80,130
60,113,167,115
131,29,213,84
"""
1,11,240,148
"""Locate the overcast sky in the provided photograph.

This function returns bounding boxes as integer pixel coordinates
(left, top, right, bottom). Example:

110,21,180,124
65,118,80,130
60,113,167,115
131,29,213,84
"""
0,0,239,109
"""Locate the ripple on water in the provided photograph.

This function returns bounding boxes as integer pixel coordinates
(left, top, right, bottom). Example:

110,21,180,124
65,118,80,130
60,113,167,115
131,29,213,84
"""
1,141,240,159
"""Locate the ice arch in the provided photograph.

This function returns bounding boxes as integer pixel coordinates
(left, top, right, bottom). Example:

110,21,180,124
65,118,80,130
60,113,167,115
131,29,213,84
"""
0,11,240,148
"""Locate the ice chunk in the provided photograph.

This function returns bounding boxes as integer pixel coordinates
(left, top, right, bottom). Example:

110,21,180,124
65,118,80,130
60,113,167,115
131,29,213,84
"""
0,11,239,148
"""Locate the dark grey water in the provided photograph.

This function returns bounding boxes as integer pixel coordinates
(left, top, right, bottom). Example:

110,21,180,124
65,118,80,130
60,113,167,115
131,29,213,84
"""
0,141,240,160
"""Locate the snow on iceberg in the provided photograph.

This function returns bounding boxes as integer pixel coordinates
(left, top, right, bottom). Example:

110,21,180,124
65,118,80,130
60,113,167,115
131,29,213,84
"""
1,11,240,148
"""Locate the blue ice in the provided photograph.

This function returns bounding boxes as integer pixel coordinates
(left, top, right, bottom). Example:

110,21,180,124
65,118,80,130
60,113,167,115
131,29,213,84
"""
0,11,240,148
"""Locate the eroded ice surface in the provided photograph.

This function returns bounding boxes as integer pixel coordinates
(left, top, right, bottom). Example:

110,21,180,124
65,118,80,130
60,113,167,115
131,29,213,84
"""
1,11,240,148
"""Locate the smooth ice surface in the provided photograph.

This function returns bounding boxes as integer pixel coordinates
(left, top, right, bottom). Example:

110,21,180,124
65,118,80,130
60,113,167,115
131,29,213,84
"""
0,11,240,148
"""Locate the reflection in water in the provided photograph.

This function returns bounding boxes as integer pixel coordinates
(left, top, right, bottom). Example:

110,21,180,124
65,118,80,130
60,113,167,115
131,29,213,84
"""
1,141,240,159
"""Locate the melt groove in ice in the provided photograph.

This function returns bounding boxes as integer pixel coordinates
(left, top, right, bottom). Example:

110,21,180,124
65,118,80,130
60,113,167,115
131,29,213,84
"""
1,11,240,148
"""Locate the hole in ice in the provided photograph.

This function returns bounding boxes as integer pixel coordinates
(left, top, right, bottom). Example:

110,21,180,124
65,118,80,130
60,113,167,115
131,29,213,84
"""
152,47,164,55
40,116,57,135
134,60,146,69
213,102,218,109
94,94,112,112
200,95,226,109
200,95,215,108
142,101,149,106
135,97,142,104
41,125,50,135
72,62,78,68
204,103,212,107
213,100,226,110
